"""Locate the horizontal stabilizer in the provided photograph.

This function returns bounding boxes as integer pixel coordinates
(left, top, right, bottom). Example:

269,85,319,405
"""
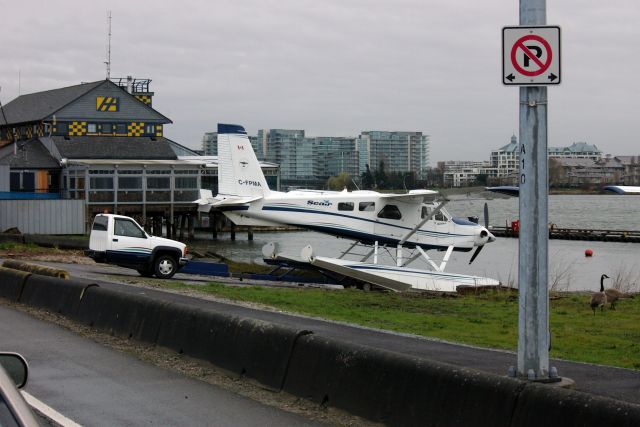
212,196,263,206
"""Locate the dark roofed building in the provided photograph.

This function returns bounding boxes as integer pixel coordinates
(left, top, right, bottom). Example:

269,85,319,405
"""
54,136,178,160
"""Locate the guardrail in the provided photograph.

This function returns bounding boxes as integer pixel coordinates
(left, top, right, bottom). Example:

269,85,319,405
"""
1,266,639,426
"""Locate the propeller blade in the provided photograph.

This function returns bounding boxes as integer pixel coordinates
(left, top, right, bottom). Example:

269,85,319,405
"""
469,245,483,264
484,202,489,228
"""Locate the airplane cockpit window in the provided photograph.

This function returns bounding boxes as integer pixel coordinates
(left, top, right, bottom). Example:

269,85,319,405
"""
359,202,375,212
422,207,447,222
338,202,354,211
377,204,402,220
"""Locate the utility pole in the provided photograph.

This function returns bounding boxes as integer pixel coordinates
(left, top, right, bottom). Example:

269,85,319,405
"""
517,0,550,380
105,11,112,79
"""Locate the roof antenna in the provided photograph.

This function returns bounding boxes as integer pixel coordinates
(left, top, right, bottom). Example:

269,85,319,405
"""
105,11,112,79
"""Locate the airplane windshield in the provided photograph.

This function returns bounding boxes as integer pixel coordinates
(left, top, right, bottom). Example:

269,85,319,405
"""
422,206,448,222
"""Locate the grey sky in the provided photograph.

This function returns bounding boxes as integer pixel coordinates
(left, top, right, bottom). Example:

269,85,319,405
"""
1,0,638,164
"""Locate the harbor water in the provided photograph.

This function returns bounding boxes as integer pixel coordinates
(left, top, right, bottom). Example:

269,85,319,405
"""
193,195,640,292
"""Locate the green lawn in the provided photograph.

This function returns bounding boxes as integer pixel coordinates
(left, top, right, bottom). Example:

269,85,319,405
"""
160,281,640,370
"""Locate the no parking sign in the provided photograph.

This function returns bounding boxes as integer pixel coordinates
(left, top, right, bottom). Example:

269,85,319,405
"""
503,26,561,85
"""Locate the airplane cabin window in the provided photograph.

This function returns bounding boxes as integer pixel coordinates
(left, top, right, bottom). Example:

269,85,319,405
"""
338,202,354,211
377,204,402,220
359,201,375,212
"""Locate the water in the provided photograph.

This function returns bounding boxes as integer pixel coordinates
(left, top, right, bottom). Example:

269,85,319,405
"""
192,195,640,292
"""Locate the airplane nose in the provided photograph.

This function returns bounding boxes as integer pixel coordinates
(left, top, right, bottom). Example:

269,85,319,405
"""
487,230,496,242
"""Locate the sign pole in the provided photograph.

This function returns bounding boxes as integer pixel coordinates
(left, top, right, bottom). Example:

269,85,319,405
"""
517,0,550,379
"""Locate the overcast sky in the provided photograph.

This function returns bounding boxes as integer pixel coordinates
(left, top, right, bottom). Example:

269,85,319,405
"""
1,0,639,164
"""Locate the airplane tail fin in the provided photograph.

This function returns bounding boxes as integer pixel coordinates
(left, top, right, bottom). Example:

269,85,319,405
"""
216,124,271,199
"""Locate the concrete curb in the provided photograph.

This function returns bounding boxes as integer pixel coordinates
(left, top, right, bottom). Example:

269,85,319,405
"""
2,260,70,279
19,275,97,316
0,266,31,301
2,268,639,425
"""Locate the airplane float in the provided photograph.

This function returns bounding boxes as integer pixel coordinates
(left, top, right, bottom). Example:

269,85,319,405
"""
195,124,499,292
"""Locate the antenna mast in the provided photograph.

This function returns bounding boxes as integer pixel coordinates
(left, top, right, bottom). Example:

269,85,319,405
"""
105,11,112,79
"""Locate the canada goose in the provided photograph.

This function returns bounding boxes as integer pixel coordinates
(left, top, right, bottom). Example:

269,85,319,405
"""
590,274,609,315
604,288,635,310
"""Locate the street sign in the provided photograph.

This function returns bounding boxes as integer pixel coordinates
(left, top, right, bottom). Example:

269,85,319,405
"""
503,26,561,85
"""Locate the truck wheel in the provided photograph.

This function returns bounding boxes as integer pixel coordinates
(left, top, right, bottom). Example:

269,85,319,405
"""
154,255,177,279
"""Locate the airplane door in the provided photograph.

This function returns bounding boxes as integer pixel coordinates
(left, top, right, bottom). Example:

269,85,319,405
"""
374,203,404,242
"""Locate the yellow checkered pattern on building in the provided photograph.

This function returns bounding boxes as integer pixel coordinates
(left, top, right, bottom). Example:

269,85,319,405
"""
96,96,119,112
36,124,44,137
69,121,87,136
127,122,144,137
155,125,162,137
135,95,152,106
26,127,33,138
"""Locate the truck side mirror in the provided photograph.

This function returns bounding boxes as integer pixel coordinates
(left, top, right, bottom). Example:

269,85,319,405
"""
0,353,29,388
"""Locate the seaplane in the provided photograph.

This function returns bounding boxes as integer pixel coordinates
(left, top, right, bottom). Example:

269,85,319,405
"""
195,123,499,292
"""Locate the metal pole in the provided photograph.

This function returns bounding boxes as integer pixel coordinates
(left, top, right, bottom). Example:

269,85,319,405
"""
518,0,549,379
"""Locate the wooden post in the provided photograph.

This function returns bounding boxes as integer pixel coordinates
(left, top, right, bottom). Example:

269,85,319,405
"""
188,214,195,239
211,212,218,239
230,222,236,241
179,214,186,240
248,227,254,241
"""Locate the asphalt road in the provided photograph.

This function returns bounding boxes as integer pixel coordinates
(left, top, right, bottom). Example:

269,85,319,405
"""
0,304,326,426
50,260,640,406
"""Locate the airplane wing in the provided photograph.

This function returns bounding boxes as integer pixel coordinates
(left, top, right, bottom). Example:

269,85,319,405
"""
379,190,438,203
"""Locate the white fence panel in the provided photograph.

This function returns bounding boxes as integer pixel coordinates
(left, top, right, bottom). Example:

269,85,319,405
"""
0,200,85,234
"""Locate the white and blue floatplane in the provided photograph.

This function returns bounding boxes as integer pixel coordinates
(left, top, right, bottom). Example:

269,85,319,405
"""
196,124,500,292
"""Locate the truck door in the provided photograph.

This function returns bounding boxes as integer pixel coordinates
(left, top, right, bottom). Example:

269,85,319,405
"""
106,217,151,267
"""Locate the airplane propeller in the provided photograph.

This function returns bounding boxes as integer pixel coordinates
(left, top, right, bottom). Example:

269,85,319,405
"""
469,203,490,265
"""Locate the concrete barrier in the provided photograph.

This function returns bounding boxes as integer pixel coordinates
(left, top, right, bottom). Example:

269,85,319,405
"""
157,305,311,390
74,286,168,343
283,334,524,426
19,275,97,316
2,260,70,279
512,382,640,427
0,266,31,301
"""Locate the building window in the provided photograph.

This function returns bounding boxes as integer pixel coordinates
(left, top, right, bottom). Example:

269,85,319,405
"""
102,123,113,133
175,177,197,189
147,177,170,189
118,177,142,189
90,177,114,189
87,123,97,133
145,124,155,135
116,123,127,134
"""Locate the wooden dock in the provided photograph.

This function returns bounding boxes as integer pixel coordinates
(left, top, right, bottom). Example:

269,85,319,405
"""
491,225,640,243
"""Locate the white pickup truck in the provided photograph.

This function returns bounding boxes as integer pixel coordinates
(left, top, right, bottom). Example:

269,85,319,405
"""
85,214,189,279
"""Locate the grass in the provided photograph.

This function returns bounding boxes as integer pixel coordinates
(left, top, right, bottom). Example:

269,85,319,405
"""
0,242,43,252
156,281,640,370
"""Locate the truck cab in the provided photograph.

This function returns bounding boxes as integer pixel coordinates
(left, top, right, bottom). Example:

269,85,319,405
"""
85,214,189,279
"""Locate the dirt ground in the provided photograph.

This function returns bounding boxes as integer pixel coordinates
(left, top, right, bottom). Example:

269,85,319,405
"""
0,248,377,426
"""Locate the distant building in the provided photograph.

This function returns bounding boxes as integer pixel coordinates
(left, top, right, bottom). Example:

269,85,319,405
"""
201,132,217,156
439,161,488,187
0,78,279,234
357,131,430,179
548,142,602,160
552,157,624,187
612,155,640,185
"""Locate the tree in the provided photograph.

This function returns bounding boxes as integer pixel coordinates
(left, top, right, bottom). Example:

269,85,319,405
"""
374,160,387,189
327,172,353,191
475,174,488,186
548,158,566,187
360,164,374,189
